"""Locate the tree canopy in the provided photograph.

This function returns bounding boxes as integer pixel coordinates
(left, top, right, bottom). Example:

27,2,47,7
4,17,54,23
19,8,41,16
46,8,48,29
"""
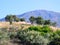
29,16,56,26
5,15,25,24
29,16,35,24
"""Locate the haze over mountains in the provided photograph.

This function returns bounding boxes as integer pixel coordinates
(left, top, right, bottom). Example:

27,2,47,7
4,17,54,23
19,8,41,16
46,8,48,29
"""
0,10,60,27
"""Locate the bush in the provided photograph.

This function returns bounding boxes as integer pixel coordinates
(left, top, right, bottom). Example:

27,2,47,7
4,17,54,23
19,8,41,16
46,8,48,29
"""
41,25,52,33
49,37,60,45
8,32,17,39
17,30,49,45
0,30,9,45
0,30,9,40
28,25,52,33
28,26,41,31
55,30,60,36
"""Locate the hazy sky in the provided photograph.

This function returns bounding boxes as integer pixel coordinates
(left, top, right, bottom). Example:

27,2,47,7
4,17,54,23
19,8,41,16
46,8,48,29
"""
0,0,60,19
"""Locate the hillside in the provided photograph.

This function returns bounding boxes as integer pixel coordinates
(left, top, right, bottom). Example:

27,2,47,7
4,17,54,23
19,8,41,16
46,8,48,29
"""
1,10,60,27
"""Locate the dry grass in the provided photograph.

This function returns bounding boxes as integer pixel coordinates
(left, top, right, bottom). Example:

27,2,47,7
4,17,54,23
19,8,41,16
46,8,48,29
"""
0,22,10,28
50,26,60,31
0,22,60,31
0,22,31,30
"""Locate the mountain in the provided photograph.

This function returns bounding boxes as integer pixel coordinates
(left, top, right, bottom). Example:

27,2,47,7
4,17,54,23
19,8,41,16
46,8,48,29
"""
0,10,60,27
0,18,5,21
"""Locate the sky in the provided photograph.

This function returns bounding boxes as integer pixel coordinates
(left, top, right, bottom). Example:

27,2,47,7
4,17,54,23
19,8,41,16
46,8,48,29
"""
0,0,60,19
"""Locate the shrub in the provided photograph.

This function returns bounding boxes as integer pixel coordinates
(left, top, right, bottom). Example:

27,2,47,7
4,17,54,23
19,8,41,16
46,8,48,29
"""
49,37,60,45
17,30,49,45
8,32,17,39
0,30,9,45
41,25,52,33
28,25,52,33
0,30,9,40
28,26,41,31
55,30,60,36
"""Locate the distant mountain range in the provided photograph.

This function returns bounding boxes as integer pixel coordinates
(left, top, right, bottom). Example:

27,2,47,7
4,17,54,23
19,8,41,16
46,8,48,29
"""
0,10,60,27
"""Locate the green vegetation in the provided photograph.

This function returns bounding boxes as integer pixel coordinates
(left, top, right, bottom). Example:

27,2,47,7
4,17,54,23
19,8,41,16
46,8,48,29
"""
5,15,25,24
29,16,35,24
17,30,49,45
0,30,9,45
28,25,52,33
36,16,44,25
49,37,60,45
29,16,56,26
0,25,60,45
0,15,60,45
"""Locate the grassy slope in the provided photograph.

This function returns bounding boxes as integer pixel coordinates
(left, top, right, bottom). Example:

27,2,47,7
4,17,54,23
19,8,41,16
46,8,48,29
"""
0,22,60,31
0,22,31,30
0,22,60,45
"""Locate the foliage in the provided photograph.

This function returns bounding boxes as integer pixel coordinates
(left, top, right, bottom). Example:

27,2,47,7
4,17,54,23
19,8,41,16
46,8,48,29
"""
29,16,56,26
28,25,52,33
5,15,13,24
5,15,25,24
0,22,59,45
27,26,41,31
14,17,20,22
27,26,55,41
17,30,49,45
20,18,25,21
44,20,51,25
36,16,44,25
55,30,60,36
49,37,60,45
51,22,56,27
8,32,17,39
41,25,52,33
0,30,9,45
0,27,18,45
29,16,35,24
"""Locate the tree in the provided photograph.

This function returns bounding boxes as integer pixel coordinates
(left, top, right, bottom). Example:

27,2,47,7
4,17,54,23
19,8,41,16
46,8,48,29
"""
20,18,25,21
29,16,35,24
36,16,44,25
12,15,20,22
51,22,56,27
5,15,20,24
5,15,26,24
9,16,13,24
5,15,13,24
5,15,10,21
44,20,51,25
14,18,20,22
